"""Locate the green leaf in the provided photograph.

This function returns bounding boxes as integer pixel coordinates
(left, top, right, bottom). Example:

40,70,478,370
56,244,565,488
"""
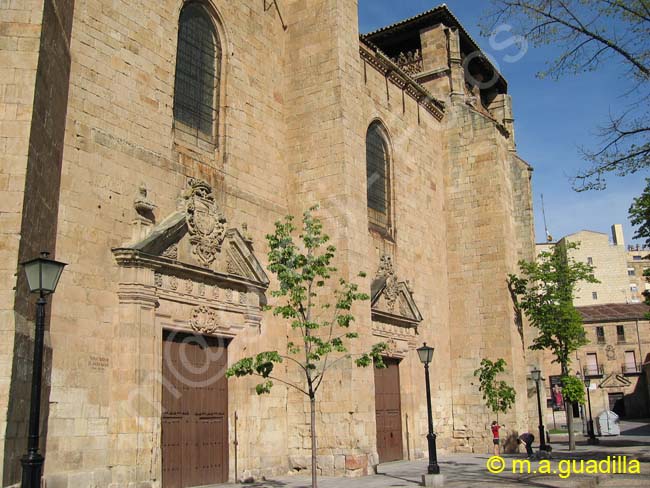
256,380,274,395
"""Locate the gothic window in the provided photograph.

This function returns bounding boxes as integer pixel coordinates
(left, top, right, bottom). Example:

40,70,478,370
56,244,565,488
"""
173,3,221,141
366,122,391,231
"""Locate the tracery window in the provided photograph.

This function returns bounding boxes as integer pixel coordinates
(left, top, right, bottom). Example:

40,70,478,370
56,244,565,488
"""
366,122,391,231
173,3,221,141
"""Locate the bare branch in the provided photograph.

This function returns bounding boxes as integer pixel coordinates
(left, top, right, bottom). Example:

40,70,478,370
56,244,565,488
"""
252,373,309,396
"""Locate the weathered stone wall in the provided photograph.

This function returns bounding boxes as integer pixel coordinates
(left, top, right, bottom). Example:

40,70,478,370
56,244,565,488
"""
0,1,45,480
444,98,532,452
0,0,537,484
352,40,452,463
41,0,291,484
1,0,75,483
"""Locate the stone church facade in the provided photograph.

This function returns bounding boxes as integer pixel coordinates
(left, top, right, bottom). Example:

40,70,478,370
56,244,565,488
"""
1,1,536,486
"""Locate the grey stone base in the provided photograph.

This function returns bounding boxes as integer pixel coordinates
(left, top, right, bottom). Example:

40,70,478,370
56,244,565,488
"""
422,473,445,487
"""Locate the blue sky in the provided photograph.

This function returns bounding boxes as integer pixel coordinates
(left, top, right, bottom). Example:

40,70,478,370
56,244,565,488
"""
359,0,646,246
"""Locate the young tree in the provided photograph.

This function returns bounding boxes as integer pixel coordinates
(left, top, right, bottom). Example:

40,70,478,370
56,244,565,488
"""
473,358,517,423
226,207,387,488
507,241,597,449
630,178,650,247
482,1,650,191
629,178,650,306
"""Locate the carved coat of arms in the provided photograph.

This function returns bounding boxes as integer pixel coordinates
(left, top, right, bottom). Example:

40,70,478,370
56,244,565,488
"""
190,305,219,334
377,254,399,312
184,179,227,267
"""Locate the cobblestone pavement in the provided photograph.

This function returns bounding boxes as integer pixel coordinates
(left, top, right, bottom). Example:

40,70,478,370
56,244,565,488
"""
214,420,650,487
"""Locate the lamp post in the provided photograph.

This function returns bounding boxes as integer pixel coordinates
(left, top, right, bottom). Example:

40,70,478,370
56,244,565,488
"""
417,343,440,475
20,252,66,488
580,374,599,445
531,368,548,451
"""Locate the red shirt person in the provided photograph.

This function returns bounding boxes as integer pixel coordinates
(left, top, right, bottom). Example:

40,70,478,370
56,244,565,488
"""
491,421,503,455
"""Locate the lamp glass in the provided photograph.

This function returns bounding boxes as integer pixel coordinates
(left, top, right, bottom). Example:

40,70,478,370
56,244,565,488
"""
24,260,43,293
531,368,541,382
584,378,591,388
417,343,434,365
22,255,66,294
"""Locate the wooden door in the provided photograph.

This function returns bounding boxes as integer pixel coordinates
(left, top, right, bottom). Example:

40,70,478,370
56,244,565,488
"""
162,331,228,487
374,358,403,463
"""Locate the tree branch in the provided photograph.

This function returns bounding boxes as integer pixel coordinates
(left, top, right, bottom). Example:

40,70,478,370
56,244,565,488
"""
603,0,650,23
252,372,309,396
504,0,650,75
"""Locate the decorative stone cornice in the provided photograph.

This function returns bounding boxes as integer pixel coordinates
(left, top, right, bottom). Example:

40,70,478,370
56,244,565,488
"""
359,41,445,121
112,247,268,292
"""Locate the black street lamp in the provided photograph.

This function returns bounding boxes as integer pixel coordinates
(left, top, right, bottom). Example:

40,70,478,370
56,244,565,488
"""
417,343,440,475
578,373,599,445
20,252,66,488
531,368,548,451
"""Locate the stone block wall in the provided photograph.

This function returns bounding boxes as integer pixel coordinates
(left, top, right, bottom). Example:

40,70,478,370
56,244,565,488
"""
352,39,452,461
0,0,43,477
35,0,292,484
1,0,75,483
444,100,532,452
0,0,537,484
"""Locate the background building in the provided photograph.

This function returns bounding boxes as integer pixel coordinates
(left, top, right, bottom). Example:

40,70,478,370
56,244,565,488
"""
0,2,536,486
627,244,650,303
536,225,650,430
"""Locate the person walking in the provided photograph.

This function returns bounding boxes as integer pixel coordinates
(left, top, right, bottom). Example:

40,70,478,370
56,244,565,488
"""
518,432,535,458
490,421,503,455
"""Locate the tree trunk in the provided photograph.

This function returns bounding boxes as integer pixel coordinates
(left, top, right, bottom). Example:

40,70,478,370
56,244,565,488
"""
566,401,575,450
310,395,317,488
561,363,575,451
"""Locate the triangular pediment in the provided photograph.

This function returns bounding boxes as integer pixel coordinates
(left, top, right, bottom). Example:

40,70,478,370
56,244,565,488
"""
112,179,268,289
598,373,632,389
370,255,423,328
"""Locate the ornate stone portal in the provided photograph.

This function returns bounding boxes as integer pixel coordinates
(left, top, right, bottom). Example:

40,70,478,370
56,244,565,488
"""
109,179,269,486
371,254,423,357
113,178,269,338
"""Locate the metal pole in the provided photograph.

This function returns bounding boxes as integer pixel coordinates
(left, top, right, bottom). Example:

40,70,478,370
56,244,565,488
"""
534,378,548,451
586,386,599,445
424,363,440,474
21,295,47,488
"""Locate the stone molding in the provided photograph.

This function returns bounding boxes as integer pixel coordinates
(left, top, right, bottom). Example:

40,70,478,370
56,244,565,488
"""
359,41,445,121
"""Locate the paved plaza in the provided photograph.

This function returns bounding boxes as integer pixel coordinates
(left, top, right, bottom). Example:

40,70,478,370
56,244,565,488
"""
215,420,650,487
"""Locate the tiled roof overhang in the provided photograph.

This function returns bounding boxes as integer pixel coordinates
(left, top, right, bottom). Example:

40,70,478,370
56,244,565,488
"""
361,4,508,94
577,303,650,323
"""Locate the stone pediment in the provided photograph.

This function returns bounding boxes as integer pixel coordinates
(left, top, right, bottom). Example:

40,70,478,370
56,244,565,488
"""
598,374,632,389
112,179,269,290
371,255,422,329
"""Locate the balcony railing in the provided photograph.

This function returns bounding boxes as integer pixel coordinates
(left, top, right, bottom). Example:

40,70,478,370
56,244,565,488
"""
583,365,604,377
622,363,642,375
617,335,626,344
596,336,606,344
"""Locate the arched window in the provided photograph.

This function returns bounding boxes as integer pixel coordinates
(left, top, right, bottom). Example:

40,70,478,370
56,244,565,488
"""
173,3,221,140
366,122,391,230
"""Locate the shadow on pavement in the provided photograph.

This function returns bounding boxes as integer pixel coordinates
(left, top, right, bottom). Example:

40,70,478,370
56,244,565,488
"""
236,481,289,487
